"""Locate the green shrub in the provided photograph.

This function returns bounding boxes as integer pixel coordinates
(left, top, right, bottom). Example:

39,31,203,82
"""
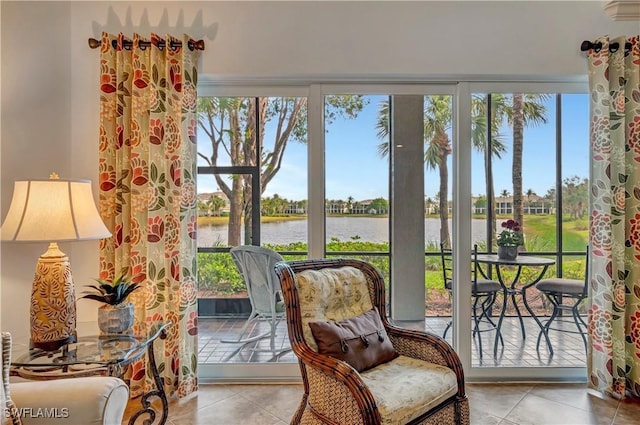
197,252,244,295
196,240,586,297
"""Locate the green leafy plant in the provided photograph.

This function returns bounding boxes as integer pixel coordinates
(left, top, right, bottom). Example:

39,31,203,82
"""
497,219,525,246
80,274,140,306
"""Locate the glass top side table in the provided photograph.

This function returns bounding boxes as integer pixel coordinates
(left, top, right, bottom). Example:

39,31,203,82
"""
11,321,171,425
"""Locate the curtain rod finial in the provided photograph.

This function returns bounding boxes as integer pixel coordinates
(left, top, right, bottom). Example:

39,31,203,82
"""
88,38,101,49
192,39,205,51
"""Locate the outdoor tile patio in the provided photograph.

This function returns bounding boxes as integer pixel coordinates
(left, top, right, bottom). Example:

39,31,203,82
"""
198,315,587,368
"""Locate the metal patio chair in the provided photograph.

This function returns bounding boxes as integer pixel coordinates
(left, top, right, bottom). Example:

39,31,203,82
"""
441,243,504,358
534,246,589,355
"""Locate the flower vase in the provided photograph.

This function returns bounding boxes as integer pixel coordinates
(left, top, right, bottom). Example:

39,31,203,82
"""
497,245,518,261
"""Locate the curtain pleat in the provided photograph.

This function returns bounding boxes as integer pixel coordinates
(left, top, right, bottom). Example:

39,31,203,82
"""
587,35,640,398
98,31,199,399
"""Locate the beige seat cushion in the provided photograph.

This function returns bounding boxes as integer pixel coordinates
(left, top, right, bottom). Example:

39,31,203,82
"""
361,355,458,425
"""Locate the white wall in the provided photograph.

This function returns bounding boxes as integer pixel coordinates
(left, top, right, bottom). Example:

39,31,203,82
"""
1,0,638,336
74,1,640,80
1,1,73,340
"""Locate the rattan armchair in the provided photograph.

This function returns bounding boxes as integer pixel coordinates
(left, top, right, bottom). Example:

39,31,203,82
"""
275,258,469,425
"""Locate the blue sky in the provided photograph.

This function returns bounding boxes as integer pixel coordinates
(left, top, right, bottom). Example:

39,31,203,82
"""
199,93,590,202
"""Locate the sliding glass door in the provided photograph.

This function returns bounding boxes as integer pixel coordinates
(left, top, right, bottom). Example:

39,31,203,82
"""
196,89,308,379
318,85,457,324
465,83,589,380
194,81,589,382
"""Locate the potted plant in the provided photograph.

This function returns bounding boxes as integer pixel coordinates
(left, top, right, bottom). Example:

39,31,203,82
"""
496,219,524,260
80,273,140,333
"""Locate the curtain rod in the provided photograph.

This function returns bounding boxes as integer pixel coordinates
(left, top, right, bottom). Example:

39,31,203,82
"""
88,37,205,51
580,40,632,53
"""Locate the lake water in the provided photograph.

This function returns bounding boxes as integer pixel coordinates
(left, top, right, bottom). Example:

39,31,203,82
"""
198,217,490,246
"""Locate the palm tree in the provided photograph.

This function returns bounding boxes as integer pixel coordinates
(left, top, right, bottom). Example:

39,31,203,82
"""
526,188,535,214
376,96,453,247
471,93,548,246
433,192,441,214
197,200,210,216
210,195,226,216
426,100,454,248
296,199,307,214
425,196,434,215
506,94,549,235
545,188,556,214
471,94,508,247
376,95,510,249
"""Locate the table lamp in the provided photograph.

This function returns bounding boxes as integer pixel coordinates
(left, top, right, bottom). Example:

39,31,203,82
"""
1,173,111,350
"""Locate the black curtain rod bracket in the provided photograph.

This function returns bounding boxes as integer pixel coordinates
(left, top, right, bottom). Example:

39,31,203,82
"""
580,39,632,54
88,37,205,51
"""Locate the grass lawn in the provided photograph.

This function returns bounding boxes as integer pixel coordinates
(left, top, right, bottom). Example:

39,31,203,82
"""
198,215,306,226
520,214,588,252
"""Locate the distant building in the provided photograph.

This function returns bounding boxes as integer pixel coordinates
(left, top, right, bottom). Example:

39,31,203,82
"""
471,195,553,215
197,191,230,216
197,193,553,217
284,203,306,214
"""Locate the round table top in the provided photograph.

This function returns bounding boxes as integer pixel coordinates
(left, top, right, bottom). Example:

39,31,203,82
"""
475,254,556,266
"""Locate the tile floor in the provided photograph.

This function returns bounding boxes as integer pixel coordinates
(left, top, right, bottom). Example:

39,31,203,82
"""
118,315,633,424
198,315,587,368
121,382,640,425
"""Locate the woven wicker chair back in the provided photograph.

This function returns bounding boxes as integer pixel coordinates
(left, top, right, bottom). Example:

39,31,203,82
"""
275,259,386,352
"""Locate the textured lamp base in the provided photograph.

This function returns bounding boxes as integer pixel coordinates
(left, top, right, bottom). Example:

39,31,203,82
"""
30,242,77,351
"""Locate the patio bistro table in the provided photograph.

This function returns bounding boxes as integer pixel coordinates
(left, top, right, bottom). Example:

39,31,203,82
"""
475,254,555,355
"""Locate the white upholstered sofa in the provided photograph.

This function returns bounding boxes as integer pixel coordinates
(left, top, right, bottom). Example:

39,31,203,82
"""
2,332,129,425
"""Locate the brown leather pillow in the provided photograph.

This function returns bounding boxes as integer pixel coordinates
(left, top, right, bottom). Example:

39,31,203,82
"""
308,307,398,372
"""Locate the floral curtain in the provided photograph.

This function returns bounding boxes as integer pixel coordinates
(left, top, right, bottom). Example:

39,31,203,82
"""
98,32,199,398
587,35,640,398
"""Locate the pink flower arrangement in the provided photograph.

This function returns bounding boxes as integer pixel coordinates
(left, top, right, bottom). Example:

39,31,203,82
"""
497,219,524,246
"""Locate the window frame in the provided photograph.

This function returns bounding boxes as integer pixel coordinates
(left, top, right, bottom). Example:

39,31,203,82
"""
195,80,590,382
463,82,588,381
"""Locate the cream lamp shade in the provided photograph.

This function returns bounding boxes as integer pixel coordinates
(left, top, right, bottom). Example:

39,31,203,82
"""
1,174,111,350
1,178,110,242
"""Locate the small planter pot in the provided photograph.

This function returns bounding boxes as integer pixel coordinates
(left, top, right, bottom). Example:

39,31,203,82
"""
98,302,134,334
497,245,518,261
